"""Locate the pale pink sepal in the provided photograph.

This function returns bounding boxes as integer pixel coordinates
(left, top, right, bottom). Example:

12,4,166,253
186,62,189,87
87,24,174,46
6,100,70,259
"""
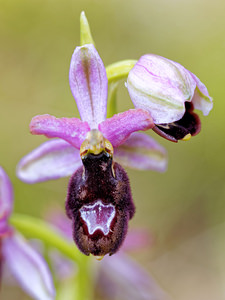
98,109,154,147
127,54,213,124
121,229,153,252
30,115,90,149
69,44,108,128
2,233,55,300
100,253,171,300
189,72,213,116
17,139,82,184
114,132,167,172
0,167,13,224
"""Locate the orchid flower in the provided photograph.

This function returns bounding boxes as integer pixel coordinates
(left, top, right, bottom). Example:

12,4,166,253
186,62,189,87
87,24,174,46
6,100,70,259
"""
127,54,213,142
17,43,167,258
0,167,55,300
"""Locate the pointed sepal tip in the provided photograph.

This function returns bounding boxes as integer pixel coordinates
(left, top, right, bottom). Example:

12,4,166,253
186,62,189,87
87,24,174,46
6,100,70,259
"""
80,11,95,46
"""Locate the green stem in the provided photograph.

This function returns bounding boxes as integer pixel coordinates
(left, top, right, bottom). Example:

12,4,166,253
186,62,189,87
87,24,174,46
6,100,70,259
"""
106,59,137,83
10,213,93,299
10,213,85,265
107,82,119,118
77,258,93,300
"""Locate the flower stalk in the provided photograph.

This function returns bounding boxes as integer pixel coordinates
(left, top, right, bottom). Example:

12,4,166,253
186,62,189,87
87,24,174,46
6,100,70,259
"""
107,81,119,118
10,213,92,300
106,60,137,83
10,213,84,264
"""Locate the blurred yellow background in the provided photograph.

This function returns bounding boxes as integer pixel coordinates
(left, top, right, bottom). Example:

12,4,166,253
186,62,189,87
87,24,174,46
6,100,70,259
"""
1,0,225,299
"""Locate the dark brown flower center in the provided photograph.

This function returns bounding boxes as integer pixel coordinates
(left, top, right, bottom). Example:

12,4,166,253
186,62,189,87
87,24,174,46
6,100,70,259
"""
153,102,201,142
66,150,135,257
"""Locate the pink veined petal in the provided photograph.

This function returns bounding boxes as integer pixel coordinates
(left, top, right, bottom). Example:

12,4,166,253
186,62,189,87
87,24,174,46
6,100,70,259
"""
0,167,13,223
98,109,154,147
127,54,201,124
17,139,82,184
30,114,90,149
189,71,213,115
2,233,55,300
99,253,171,300
114,132,167,172
69,44,108,128
128,54,213,124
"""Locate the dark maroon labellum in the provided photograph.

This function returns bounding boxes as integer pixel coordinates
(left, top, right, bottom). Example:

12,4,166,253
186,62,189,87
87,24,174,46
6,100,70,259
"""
153,102,201,142
66,151,135,257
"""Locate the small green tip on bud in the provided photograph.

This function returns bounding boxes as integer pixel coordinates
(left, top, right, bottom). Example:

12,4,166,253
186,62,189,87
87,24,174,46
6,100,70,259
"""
80,11,95,47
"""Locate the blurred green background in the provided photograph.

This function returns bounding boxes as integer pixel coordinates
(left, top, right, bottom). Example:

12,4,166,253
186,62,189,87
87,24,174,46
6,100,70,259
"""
1,0,225,299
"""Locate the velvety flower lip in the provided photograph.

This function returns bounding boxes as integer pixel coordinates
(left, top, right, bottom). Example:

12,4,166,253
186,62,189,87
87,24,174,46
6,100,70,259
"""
46,208,170,300
127,54,213,125
0,167,55,300
80,200,116,235
66,149,135,257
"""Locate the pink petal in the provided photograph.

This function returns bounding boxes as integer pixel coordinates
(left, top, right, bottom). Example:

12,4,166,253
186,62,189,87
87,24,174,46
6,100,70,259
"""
98,109,154,147
17,139,82,183
122,228,154,252
99,253,170,300
189,72,213,115
114,132,167,172
3,233,55,300
30,114,90,149
0,167,13,224
127,55,193,124
69,44,108,128
127,54,212,124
